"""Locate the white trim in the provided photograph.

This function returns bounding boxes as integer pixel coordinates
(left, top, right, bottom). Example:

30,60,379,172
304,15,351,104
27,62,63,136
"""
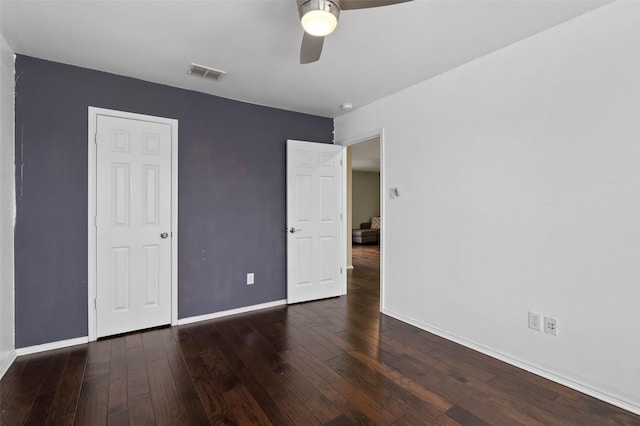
340,144,348,295
347,265,354,270
337,128,385,311
0,350,16,379
382,308,640,417
15,337,89,356
178,299,287,325
87,107,179,342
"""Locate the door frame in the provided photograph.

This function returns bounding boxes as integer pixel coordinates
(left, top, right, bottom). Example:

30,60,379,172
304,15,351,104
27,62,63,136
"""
87,107,179,342
337,128,385,310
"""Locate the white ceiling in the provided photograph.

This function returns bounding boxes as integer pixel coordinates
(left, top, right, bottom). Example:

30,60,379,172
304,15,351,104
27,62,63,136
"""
0,0,609,118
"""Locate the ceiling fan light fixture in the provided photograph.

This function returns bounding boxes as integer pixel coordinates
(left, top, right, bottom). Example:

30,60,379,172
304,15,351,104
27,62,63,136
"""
299,0,340,37
301,10,338,36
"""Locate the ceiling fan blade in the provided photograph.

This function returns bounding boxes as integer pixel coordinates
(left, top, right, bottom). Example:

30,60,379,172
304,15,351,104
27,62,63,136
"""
339,0,412,10
300,32,324,64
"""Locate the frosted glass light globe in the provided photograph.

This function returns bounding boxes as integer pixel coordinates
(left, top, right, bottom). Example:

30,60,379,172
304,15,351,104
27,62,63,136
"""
301,10,338,36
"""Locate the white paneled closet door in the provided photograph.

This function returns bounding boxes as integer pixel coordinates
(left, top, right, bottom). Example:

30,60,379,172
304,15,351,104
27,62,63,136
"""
95,115,172,338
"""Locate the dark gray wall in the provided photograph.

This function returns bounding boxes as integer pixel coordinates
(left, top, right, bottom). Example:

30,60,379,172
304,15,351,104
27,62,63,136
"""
14,55,333,348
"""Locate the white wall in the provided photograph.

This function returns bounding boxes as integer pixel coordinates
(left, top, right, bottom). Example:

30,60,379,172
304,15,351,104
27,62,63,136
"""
352,171,380,227
346,147,353,267
336,1,640,414
0,33,16,378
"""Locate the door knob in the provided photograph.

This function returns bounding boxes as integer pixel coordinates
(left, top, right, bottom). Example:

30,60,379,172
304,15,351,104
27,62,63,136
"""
287,227,302,233
160,232,169,239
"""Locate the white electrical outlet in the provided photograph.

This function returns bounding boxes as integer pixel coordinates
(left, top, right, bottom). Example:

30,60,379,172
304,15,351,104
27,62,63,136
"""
544,316,558,336
247,273,254,285
528,312,541,331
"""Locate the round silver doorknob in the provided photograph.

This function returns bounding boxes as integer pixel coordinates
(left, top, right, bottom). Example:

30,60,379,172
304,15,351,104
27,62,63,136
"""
160,232,169,239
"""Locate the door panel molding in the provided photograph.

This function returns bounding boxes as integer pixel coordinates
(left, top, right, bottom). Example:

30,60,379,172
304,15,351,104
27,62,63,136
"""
88,107,178,341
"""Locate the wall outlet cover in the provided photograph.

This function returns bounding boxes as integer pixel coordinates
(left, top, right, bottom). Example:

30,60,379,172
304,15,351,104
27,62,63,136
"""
247,273,254,285
528,311,541,331
544,316,558,336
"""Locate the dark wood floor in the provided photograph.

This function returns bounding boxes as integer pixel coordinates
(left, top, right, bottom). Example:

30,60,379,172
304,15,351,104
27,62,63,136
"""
2,244,639,425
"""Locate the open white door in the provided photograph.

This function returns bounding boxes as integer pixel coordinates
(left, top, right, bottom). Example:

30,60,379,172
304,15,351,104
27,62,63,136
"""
287,140,344,304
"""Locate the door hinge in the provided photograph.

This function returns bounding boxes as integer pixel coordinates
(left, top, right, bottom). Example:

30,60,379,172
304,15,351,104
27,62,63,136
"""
94,215,97,227
340,159,343,166
340,267,343,274
94,298,97,309
94,133,97,144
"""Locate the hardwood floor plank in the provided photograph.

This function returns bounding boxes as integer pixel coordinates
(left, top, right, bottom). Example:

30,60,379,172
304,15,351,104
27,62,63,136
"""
125,333,143,349
214,384,271,425
23,391,56,425
1,356,29,401
141,330,167,363
107,409,129,426
109,337,127,381
50,412,75,426
128,393,155,426
278,349,378,425
174,329,226,420
159,329,210,426
272,360,344,423
146,358,188,426
234,366,296,426
1,357,49,424
125,345,150,398
74,372,110,425
426,349,496,383
328,378,397,425
384,347,530,424
280,346,342,384
216,323,321,425
164,369,211,426
84,339,112,378
446,404,491,426
347,348,452,412
200,345,241,394
325,351,448,424
44,347,88,423
552,393,640,426
108,377,128,414
37,349,71,395
243,363,322,425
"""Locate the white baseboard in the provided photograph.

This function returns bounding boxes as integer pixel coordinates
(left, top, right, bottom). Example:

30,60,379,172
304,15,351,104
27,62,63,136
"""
347,265,354,270
13,301,288,356
0,350,17,379
178,299,287,326
15,336,89,356
382,308,640,416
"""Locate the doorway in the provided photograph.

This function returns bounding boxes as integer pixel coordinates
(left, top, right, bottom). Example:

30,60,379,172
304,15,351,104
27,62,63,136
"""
87,107,179,341
343,131,383,309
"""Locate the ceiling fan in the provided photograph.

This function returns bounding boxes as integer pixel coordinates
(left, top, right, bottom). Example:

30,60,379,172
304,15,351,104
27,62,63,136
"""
297,0,413,64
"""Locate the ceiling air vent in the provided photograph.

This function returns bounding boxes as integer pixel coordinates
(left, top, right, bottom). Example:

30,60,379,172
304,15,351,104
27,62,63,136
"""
188,63,226,81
